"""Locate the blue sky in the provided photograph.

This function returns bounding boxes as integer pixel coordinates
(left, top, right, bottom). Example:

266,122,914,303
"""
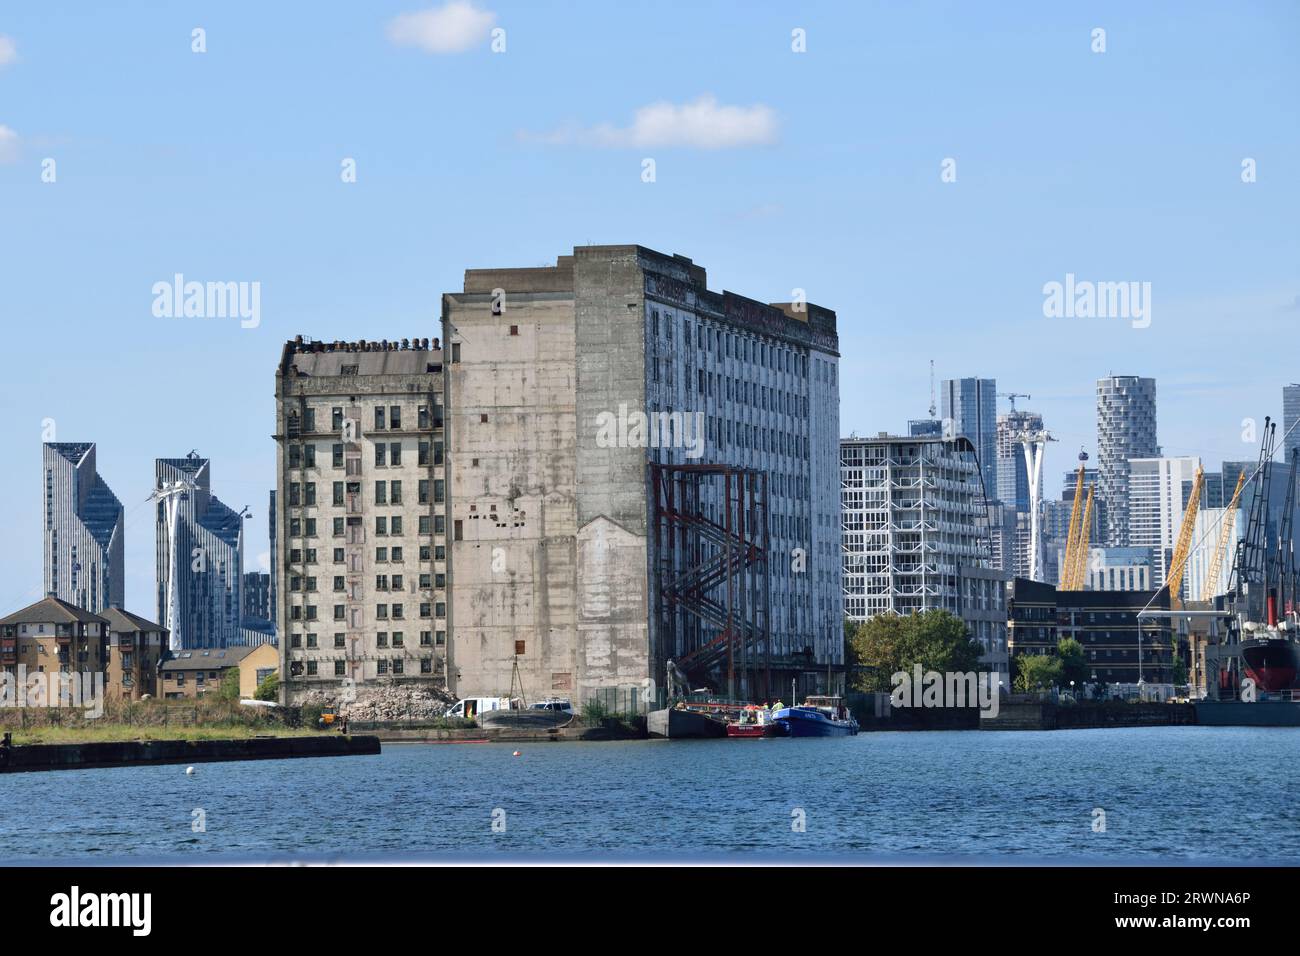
0,0,1297,617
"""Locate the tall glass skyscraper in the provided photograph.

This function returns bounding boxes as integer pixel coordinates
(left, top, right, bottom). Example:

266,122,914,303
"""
42,442,125,613
155,453,246,649
942,377,997,501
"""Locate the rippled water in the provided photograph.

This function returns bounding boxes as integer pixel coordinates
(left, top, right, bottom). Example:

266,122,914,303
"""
3,727,1297,862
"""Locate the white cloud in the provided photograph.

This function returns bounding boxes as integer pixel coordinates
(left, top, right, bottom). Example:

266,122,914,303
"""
522,95,778,150
386,2,496,54
0,35,15,68
0,125,18,163
255,551,271,573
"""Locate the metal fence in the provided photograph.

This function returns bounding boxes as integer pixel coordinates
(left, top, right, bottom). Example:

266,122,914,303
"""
581,686,657,716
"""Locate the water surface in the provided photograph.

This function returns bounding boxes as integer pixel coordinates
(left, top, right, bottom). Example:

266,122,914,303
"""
2,727,1295,862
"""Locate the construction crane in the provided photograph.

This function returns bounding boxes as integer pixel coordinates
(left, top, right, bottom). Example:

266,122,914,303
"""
999,392,1031,411
1199,470,1248,602
928,359,937,419
1275,448,1299,616
1060,459,1087,588
1165,464,1205,609
1228,419,1275,613
1066,487,1095,590
1059,450,1091,589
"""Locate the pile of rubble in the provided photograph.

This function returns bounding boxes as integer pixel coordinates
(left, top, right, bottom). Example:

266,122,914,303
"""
339,682,458,722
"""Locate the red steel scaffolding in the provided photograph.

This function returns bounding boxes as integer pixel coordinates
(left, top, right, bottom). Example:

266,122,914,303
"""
650,463,772,701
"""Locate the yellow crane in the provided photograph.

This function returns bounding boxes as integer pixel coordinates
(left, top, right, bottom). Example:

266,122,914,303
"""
1059,463,1088,589
1165,465,1204,608
1199,470,1248,601
1066,487,1095,590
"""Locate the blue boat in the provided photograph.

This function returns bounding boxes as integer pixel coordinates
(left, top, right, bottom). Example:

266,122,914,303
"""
773,696,859,737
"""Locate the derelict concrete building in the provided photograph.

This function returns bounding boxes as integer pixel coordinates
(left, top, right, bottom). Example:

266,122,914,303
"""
441,245,842,705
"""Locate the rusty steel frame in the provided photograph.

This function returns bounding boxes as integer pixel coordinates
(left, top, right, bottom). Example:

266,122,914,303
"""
650,463,772,701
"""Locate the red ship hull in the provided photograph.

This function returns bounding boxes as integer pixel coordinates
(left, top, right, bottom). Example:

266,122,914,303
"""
1241,637,1300,692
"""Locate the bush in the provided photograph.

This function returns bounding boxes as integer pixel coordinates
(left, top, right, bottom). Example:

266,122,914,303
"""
301,702,324,728
216,668,241,702
581,699,610,722
255,673,279,702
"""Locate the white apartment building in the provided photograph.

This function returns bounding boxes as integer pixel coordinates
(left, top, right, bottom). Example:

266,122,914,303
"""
1127,455,1201,589
841,433,1008,667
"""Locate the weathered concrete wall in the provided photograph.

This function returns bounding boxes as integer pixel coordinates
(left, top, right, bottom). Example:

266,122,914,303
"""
572,248,653,694
446,292,579,700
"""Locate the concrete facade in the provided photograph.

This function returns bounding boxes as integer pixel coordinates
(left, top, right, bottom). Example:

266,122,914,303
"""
443,245,842,704
274,336,448,703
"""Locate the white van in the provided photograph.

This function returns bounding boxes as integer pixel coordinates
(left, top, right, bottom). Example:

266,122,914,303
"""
445,696,513,719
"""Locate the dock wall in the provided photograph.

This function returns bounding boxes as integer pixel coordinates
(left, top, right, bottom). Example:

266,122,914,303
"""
0,735,381,773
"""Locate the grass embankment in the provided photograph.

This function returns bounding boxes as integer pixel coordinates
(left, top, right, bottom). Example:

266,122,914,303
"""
1,696,325,746
8,724,320,745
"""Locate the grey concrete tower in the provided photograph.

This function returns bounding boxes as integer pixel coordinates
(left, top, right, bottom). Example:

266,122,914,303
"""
1096,375,1159,546
42,442,125,613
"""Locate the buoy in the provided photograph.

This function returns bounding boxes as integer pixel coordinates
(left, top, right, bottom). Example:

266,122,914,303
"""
185,766,196,775
512,750,521,757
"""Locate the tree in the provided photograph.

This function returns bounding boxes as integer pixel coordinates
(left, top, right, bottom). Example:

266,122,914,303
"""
847,610,984,693
1057,637,1089,689
216,667,241,702
1015,653,1062,692
255,672,279,702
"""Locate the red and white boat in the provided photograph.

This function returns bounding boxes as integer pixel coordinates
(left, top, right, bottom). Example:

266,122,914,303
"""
725,705,785,738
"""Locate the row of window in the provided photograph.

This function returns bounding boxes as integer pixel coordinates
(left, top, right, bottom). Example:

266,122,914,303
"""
296,658,437,676
288,601,445,621
651,308,812,379
287,404,442,436
286,544,446,565
289,631,445,648
288,572,443,592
